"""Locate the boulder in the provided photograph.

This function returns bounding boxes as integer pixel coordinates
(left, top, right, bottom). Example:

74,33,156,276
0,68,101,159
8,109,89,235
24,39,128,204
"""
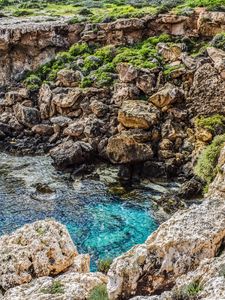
149,83,184,108
14,104,41,128
107,198,225,299
117,63,138,83
107,133,154,164
118,100,159,129
50,140,93,169
38,84,54,119
157,43,184,62
0,220,77,290
90,100,108,118
53,88,83,108
113,83,140,106
207,47,225,78
136,71,156,95
57,69,82,87
32,124,54,136
187,63,225,115
50,116,72,128
4,272,108,300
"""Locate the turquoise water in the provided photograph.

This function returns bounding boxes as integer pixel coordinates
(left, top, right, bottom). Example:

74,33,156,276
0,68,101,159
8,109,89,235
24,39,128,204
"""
0,153,176,269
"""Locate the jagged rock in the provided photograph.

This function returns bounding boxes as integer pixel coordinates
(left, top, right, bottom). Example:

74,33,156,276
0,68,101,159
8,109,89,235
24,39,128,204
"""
4,90,24,106
149,83,184,108
39,84,54,119
53,88,83,108
3,272,108,300
0,220,77,291
90,100,109,118
32,124,54,136
157,43,184,62
57,69,82,87
136,71,156,95
113,83,140,106
195,128,213,142
107,133,153,164
198,11,225,36
14,104,41,128
118,100,159,129
207,47,225,78
63,121,84,138
107,197,225,299
65,254,90,274
50,140,93,169
50,116,72,127
187,63,225,115
117,63,138,83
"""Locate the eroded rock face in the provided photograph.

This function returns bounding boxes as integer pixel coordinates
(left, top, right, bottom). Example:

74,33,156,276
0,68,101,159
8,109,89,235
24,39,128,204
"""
3,272,107,300
107,198,225,299
0,220,77,291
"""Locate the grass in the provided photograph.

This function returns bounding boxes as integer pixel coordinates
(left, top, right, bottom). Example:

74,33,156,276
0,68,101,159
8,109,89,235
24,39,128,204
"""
195,114,225,134
194,134,225,192
88,284,109,300
97,258,113,274
173,280,203,300
41,280,64,294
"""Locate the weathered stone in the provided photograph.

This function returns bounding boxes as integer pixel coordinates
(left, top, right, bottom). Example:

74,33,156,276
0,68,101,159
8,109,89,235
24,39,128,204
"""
149,83,184,108
14,104,40,128
113,83,140,106
39,84,54,120
4,91,23,106
0,220,77,290
207,47,225,76
107,133,154,164
32,124,54,136
50,140,93,169
53,88,83,108
117,63,138,83
107,198,225,299
90,100,109,118
50,116,72,127
4,272,108,300
118,100,159,129
157,43,184,62
136,71,156,95
63,122,84,137
57,69,82,87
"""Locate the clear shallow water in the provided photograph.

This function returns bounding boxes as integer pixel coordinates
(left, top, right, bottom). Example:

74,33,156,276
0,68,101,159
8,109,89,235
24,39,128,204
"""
0,152,178,269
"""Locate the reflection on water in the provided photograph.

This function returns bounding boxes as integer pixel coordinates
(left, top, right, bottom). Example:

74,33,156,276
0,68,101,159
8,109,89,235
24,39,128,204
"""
0,152,177,269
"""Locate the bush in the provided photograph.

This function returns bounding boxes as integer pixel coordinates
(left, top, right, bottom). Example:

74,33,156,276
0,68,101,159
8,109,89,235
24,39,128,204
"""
88,284,109,300
195,114,225,134
24,74,42,91
194,134,225,191
97,258,113,274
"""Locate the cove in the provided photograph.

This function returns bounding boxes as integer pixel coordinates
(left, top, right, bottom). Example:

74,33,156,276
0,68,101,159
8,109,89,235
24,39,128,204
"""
0,152,176,270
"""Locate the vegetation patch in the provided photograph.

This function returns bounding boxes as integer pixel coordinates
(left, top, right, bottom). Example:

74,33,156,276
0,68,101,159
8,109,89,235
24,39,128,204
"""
41,280,64,294
173,280,203,300
97,258,113,274
195,114,225,134
88,284,109,300
194,134,225,192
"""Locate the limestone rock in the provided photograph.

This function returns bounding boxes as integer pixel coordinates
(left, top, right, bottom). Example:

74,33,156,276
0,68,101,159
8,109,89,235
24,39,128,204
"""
118,100,159,129
57,69,82,87
14,104,41,128
113,83,140,106
107,198,225,299
90,100,109,118
50,140,93,169
136,71,156,95
149,83,184,108
0,220,77,290
157,43,184,62
107,133,153,164
32,124,54,136
4,272,108,300
39,84,54,119
53,88,83,108
117,63,138,83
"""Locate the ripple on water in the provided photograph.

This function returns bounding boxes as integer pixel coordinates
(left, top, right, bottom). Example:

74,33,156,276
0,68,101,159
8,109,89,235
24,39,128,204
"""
0,153,177,270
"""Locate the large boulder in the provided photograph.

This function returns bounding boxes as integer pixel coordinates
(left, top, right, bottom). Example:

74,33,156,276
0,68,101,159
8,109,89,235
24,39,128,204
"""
107,133,154,164
107,198,225,299
50,140,93,169
14,104,41,128
118,100,159,129
187,63,225,115
149,83,184,108
0,220,77,290
3,272,108,300
52,88,83,109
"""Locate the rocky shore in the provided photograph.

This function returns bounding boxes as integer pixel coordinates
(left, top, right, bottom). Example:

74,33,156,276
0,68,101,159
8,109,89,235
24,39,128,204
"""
1,5,225,300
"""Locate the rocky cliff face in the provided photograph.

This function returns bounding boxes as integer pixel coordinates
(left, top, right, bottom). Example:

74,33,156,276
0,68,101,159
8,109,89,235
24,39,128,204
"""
1,10,225,86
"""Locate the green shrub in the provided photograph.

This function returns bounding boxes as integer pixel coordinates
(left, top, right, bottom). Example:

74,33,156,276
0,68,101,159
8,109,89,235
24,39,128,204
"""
41,280,64,294
97,258,113,274
24,74,42,91
211,33,225,51
195,114,225,134
194,134,225,190
88,284,109,300
173,280,203,300
13,9,33,17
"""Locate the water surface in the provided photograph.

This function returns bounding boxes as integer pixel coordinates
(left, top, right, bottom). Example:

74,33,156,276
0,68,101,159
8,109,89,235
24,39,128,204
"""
0,152,177,269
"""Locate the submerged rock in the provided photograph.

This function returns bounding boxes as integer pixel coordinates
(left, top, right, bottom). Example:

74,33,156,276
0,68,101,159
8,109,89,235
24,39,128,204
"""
0,220,77,290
